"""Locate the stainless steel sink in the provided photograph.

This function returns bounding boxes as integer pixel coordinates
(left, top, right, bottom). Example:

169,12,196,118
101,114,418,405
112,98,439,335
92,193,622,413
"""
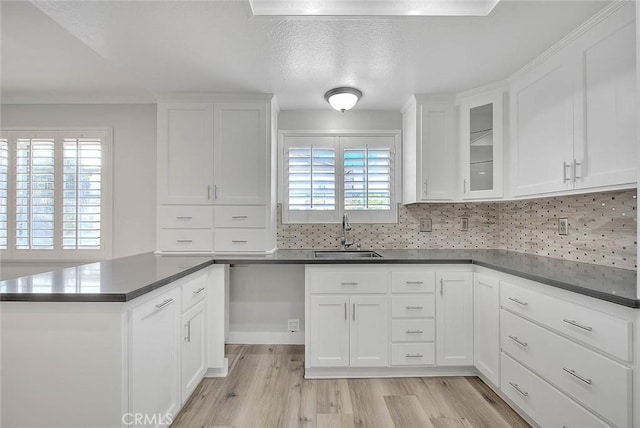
313,250,382,259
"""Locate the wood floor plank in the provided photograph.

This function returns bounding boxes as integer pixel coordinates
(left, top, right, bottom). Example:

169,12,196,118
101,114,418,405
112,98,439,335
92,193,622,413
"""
347,378,396,428
384,395,434,428
316,413,356,428
173,345,530,428
316,379,354,414
466,377,529,428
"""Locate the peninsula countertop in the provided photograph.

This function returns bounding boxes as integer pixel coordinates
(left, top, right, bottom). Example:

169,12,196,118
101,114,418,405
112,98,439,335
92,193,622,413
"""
1,249,637,307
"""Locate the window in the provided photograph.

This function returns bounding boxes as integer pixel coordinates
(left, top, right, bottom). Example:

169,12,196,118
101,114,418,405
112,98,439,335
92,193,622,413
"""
282,132,399,223
0,129,112,260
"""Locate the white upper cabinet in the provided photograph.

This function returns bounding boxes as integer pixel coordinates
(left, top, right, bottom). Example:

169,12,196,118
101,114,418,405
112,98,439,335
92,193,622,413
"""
459,90,505,200
402,95,456,203
510,2,636,198
158,102,214,205
213,102,268,205
574,7,636,190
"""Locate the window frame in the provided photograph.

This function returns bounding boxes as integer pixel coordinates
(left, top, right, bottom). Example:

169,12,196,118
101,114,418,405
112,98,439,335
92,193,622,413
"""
279,130,401,224
0,127,113,261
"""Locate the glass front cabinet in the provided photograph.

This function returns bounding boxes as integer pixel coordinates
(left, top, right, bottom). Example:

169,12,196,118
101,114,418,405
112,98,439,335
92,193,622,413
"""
459,91,504,200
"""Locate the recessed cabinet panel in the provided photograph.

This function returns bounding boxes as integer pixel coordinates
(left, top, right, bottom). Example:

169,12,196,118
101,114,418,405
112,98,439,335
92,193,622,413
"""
436,272,474,366
350,296,388,367
474,274,500,385
309,296,350,367
511,60,575,197
158,103,214,205
578,19,636,189
213,103,267,205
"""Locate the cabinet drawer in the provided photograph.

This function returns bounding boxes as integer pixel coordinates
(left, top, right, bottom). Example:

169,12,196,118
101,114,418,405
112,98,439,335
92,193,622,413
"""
158,229,213,252
214,205,266,228
501,281,632,361
181,272,207,312
501,353,609,428
307,270,388,294
391,319,435,342
214,229,267,252
501,310,631,428
391,295,435,318
391,271,436,293
159,205,213,229
391,343,435,366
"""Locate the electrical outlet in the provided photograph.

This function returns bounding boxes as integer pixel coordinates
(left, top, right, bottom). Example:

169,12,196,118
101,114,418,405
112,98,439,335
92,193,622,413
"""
461,218,469,231
558,218,569,235
287,318,299,332
419,218,432,232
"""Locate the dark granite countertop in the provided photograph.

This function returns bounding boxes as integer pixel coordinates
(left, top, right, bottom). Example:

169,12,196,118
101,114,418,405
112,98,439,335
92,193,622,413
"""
1,249,637,307
0,253,214,302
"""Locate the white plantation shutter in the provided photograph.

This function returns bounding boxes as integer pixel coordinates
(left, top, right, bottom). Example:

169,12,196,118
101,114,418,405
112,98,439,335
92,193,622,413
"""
0,139,8,249
63,138,102,250
344,147,392,211
282,133,398,224
288,147,336,210
16,138,55,250
0,129,111,260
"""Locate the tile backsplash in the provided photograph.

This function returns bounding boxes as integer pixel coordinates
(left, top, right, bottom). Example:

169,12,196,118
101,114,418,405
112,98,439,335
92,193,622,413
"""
277,189,637,270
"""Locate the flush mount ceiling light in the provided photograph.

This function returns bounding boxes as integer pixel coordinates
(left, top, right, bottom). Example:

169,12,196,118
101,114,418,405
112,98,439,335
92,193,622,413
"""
249,0,501,17
324,87,363,112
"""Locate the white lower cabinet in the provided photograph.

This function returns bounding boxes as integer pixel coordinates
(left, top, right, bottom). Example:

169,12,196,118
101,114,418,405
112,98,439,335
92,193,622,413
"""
436,272,474,366
130,287,181,428
129,267,216,428
501,353,610,428
181,300,207,403
308,294,388,368
474,274,500,385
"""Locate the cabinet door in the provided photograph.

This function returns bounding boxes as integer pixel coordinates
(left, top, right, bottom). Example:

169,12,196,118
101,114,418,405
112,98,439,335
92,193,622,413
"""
575,9,636,190
473,274,499,385
436,272,473,366
130,288,181,428
510,58,575,197
181,300,206,404
158,102,214,205
213,102,267,205
460,92,504,200
420,99,455,200
308,296,349,367
350,296,388,367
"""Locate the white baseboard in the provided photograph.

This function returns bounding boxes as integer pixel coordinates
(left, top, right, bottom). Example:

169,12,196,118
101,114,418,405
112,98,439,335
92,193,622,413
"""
227,331,305,345
204,358,229,378
304,365,478,379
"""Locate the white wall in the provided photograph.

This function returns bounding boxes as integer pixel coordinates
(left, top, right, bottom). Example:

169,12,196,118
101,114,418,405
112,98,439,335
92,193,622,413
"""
278,109,402,130
0,104,157,259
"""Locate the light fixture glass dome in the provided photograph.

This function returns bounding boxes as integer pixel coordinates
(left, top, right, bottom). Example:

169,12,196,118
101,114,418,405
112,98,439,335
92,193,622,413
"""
324,87,363,112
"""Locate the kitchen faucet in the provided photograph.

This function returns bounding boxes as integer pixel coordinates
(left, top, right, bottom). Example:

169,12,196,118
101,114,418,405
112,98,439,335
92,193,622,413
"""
341,213,355,250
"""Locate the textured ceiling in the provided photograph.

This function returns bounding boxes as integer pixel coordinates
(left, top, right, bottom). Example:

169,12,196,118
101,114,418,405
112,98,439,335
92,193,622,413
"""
2,0,608,109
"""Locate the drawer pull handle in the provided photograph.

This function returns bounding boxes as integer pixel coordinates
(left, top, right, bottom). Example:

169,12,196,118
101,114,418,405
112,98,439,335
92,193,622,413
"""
175,216,193,220
193,287,206,295
231,216,248,219
562,319,592,332
406,330,424,334
405,281,424,285
341,282,358,286
562,368,592,385
508,335,528,347
406,306,424,310
405,353,424,358
184,321,191,342
508,297,528,306
231,240,248,243
155,298,174,309
508,382,529,397
176,239,193,243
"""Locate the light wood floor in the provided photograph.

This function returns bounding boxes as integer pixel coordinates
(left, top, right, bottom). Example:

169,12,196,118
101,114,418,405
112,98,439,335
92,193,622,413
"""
172,345,530,428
